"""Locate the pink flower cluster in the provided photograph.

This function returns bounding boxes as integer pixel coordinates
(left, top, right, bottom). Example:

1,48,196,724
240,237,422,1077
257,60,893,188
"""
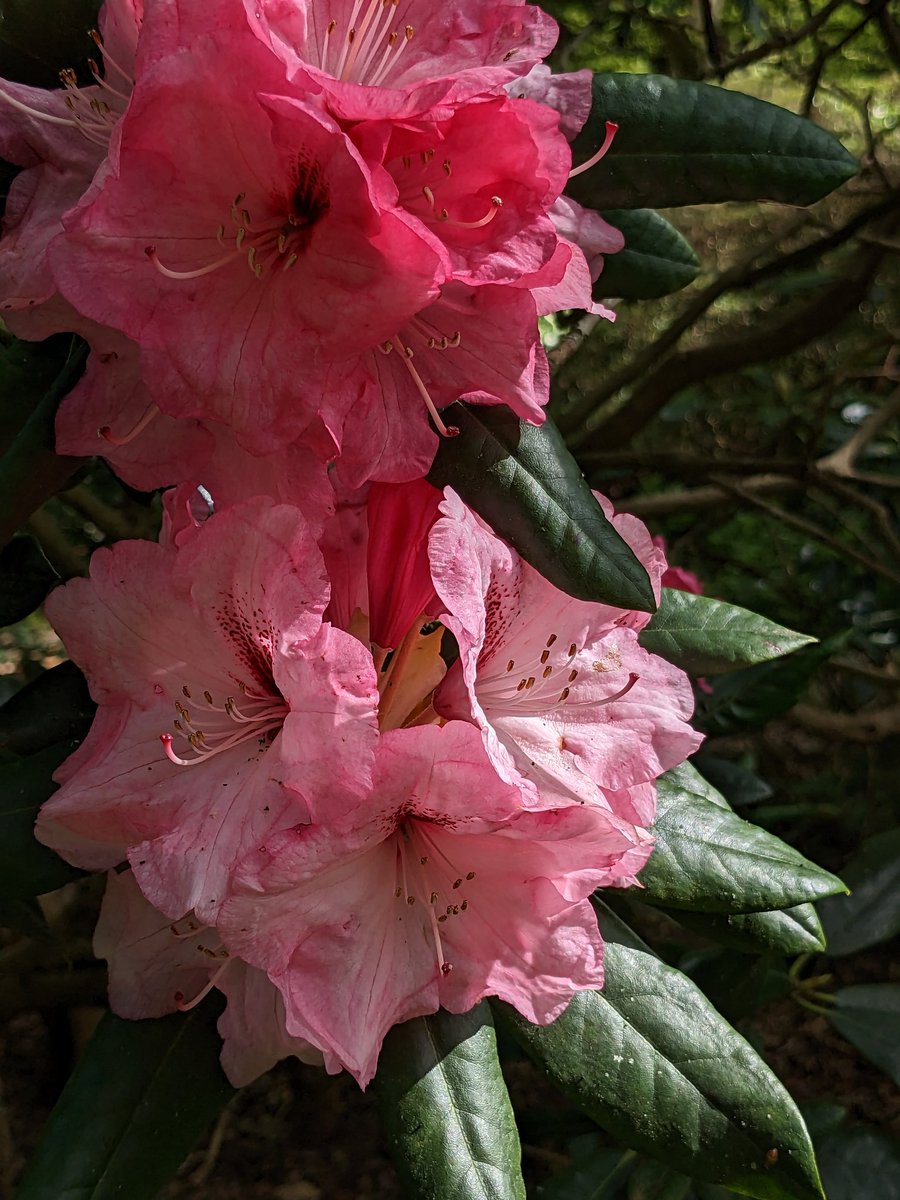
0,0,621,489
1,0,703,1088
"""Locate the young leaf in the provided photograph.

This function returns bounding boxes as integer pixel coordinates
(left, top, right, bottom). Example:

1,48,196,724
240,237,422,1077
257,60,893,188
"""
638,591,815,676
817,1128,900,1200
597,210,699,300
427,403,655,612
635,763,845,913
817,829,900,956
670,904,826,956
0,740,86,900
567,73,857,210
495,940,825,1200
375,1003,526,1200
627,1159,691,1200
537,1139,635,1200
16,997,235,1200
827,985,900,1089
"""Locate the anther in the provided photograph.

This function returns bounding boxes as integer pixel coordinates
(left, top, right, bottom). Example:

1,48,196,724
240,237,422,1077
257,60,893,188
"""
568,643,577,657
540,650,550,664
506,659,515,671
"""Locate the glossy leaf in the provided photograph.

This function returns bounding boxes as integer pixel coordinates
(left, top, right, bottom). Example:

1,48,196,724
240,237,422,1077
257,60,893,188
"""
16,996,235,1200
597,210,699,300
427,404,655,612
672,904,825,956
0,661,96,757
0,336,88,549
0,739,86,900
817,829,900,956
567,73,857,210
0,535,58,625
375,1002,526,1200
828,984,900,1088
495,940,824,1200
635,764,845,914
638,591,815,677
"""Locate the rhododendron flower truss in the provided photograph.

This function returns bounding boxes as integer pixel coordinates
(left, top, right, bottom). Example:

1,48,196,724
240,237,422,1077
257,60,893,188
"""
51,32,444,454
37,499,379,923
0,0,141,314
429,490,703,813
220,722,640,1088
95,868,329,1086
244,0,558,117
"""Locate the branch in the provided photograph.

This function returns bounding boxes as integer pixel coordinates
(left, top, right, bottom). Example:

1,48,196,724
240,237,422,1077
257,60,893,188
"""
580,238,891,452
816,386,900,480
617,474,802,517
789,702,900,741
701,0,850,79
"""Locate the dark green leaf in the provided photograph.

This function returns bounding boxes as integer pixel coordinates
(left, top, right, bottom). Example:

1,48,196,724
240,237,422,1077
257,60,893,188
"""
671,904,825,956
696,635,847,736
537,1140,635,1200
0,740,86,900
828,984,900,1089
375,1002,525,1200
638,591,815,677
597,210,699,300
0,535,58,625
635,763,845,913
627,1159,690,1200
495,940,824,1200
0,0,101,87
688,953,791,1024
567,73,857,210
692,755,773,808
16,996,235,1200
0,336,88,549
427,404,655,612
818,829,900,956
816,1128,900,1200
0,661,96,757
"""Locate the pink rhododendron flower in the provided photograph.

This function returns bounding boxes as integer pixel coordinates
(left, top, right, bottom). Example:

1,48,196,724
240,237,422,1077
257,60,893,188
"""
37,499,379,922
0,0,141,315
429,489,703,811
244,0,557,118
95,868,329,1086
51,28,446,456
333,281,549,484
219,721,636,1088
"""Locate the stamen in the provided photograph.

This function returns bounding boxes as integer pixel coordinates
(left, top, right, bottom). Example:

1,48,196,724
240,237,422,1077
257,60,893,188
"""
441,196,503,230
145,245,236,281
389,337,459,439
98,401,160,446
173,956,230,1011
569,121,618,179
